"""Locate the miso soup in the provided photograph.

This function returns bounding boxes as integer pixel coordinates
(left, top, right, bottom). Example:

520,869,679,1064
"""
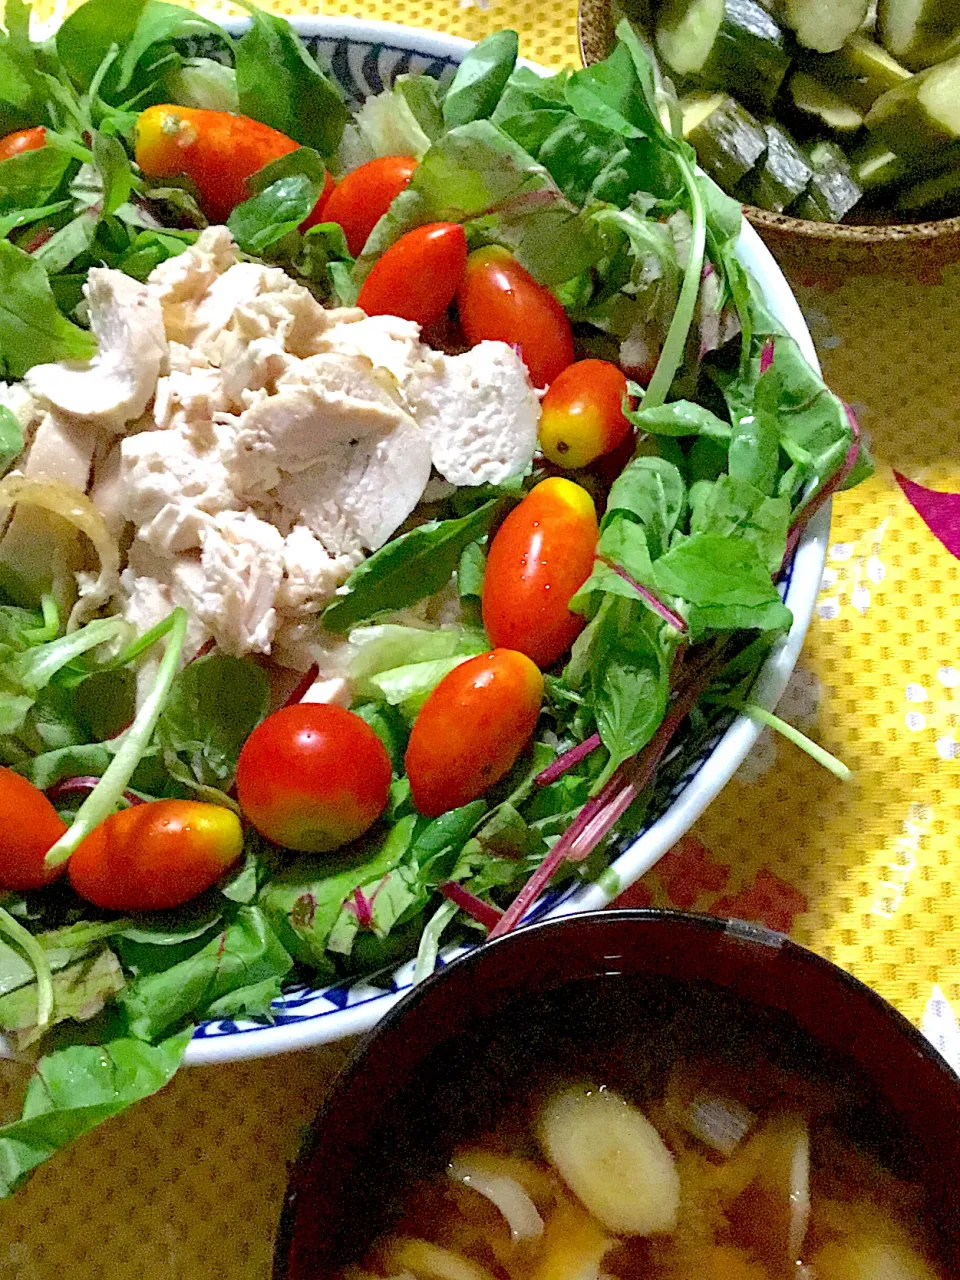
332,979,951,1280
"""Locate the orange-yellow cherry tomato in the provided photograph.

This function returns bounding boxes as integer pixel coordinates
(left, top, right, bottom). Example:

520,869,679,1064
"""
0,126,45,162
68,800,243,911
135,105,333,225
357,221,468,328
322,155,417,256
236,704,392,853
0,766,67,891
405,650,543,817
538,359,633,469
456,246,575,388
482,478,598,669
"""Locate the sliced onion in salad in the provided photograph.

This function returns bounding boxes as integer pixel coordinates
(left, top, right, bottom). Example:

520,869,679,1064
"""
0,475,120,630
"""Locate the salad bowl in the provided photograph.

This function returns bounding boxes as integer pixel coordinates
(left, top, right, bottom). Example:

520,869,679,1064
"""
176,17,831,1066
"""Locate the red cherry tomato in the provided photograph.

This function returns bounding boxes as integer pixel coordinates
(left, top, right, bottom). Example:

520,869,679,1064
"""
321,155,417,256
236,704,392,853
299,168,337,231
357,222,468,328
538,359,633,469
456,246,575,388
405,649,544,817
482,478,598,669
68,800,243,911
0,126,45,162
0,766,67,890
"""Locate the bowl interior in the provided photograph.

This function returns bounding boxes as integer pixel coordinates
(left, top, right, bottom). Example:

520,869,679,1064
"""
276,912,960,1278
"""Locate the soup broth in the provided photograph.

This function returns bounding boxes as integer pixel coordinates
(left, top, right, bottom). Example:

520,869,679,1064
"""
332,978,950,1280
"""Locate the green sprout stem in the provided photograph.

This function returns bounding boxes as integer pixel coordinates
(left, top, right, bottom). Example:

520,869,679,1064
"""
0,908,54,1032
44,608,188,871
738,701,852,781
640,158,706,412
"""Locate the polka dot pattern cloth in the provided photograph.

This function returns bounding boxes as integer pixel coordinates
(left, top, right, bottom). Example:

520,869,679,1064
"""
2,2,959,1274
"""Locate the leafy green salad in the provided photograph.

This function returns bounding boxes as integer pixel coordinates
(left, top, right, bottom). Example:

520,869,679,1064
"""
0,0,870,1195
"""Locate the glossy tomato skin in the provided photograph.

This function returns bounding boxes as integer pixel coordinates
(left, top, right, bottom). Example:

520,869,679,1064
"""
0,766,67,891
236,704,392,853
356,222,467,328
321,156,417,255
482,478,598,669
68,800,243,911
0,126,45,162
406,650,543,817
456,246,575,388
538,359,633,469
135,105,332,226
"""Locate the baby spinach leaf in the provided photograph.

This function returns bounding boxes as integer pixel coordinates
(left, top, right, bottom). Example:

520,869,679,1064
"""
322,499,501,633
653,533,782,608
689,475,790,575
116,1,227,92
117,229,194,281
92,131,134,216
564,42,654,140
157,654,269,791
627,398,731,440
442,29,518,128
0,1027,191,1198
0,240,96,377
0,405,23,476
227,173,320,254
491,65,571,121
604,456,687,557
120,906,292,1041
295,221,356,305
590,597,670,771
652,533,793,639
0,146,71,213
56,0,150,91
235,4,347,158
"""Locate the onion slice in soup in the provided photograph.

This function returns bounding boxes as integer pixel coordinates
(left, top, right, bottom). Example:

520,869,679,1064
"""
448,1156,545,1243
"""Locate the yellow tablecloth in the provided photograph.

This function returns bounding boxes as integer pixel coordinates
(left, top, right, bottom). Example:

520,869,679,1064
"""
1,0,958,1274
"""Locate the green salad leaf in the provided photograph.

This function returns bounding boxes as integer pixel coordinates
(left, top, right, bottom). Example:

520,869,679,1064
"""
234,4,347,158
157,654,269,793
442,30,519,129
0,240,96,376
322,500,502,633
0,1028,192,1197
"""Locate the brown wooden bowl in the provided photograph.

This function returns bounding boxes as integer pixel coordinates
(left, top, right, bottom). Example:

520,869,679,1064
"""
577,0,960,283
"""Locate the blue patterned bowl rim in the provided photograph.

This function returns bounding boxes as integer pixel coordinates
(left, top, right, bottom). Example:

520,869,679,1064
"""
173,17,830,1064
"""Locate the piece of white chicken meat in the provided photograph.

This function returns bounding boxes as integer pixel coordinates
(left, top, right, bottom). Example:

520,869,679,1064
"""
3,226,541,690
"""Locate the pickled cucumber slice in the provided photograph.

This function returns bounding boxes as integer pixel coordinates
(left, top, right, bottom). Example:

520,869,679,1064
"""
812,34,912,110
865,53,960,153
656,0,791,110
782,0,870,52
738,122,813,210
788,71,866,133
878,0,960,69
681,91,768,189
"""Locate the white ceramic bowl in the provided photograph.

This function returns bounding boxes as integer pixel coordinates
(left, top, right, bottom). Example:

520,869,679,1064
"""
175,18,829,1064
